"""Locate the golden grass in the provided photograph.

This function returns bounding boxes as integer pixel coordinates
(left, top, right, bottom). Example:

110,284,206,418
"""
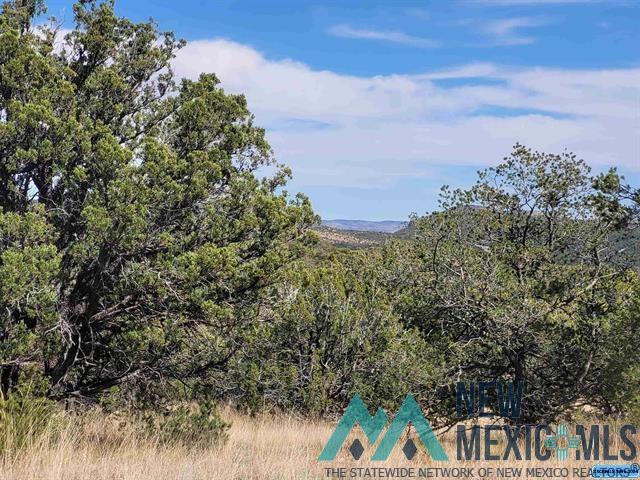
0,408,632,480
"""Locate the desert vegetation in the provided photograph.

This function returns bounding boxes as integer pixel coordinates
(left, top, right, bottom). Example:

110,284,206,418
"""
0,1,639,479
0,405,637,479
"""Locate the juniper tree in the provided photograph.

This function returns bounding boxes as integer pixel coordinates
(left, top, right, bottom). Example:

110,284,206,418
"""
223,251,441,416
0,0,315,401
386,145,640,425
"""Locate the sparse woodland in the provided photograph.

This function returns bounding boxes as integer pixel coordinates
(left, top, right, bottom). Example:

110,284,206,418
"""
1,0,639,473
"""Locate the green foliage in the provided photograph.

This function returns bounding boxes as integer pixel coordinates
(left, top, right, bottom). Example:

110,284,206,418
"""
223,251,441,416
139,401,229,448
0,0,315,402
1,1,638,431
594,276,640,419
384,144,639,425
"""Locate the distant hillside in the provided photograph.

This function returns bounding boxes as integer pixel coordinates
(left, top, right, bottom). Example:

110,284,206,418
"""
313,226,390,248
316,219,640,262
313,219,415,249
322,219,407,233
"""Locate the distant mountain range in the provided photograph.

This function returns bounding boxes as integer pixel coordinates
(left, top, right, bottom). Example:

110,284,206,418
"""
321,219,408,233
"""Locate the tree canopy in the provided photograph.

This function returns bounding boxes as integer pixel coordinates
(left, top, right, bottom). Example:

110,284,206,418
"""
384,145,639,424
1,1,638,428
0,0,315,401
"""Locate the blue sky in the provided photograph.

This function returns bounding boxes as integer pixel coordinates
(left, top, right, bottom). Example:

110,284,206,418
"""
44,0,640,220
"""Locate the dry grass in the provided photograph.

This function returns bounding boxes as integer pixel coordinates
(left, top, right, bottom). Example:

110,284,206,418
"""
0,408,631,480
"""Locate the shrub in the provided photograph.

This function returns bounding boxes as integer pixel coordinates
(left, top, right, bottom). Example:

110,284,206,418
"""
140,401,229,448
223,251,442,416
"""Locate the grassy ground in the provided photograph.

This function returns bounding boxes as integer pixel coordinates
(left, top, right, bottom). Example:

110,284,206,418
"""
1,408,628,480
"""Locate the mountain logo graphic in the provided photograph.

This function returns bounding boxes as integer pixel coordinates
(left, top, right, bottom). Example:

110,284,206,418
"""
318,394,448,461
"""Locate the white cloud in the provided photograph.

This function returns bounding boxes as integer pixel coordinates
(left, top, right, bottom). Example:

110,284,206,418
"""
327,24,440,48
172,39,640,188
481,16,550,45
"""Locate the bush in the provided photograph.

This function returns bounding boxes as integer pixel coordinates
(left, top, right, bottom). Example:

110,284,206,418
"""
223,251,442,416
140,401,229,448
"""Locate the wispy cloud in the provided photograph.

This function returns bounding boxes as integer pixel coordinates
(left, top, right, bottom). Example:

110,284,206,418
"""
327,24,439,48
172,38,640,190
482,16,551,45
